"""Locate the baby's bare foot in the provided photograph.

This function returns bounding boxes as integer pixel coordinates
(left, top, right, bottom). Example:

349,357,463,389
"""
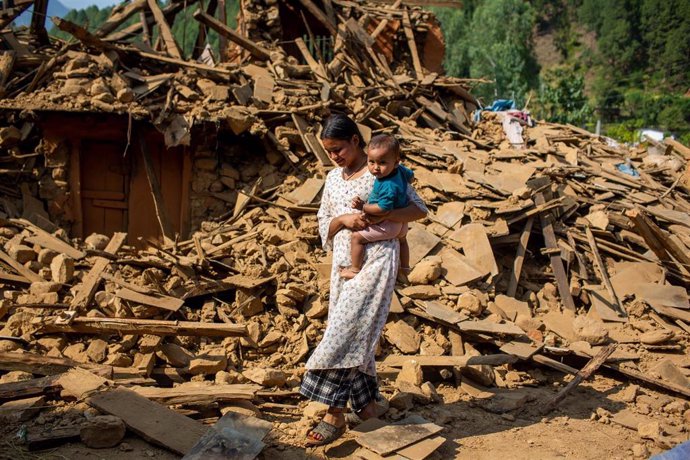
339,266,360,279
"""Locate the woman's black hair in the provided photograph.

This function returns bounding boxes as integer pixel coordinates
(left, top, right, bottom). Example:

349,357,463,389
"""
321,113,366,148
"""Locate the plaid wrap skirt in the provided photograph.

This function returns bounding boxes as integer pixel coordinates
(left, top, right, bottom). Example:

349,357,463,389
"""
300,367,379,412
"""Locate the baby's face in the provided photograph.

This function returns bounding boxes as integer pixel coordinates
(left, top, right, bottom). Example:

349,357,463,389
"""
367,146,399,178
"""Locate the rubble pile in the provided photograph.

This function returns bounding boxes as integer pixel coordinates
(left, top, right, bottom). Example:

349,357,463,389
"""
0,0,689,457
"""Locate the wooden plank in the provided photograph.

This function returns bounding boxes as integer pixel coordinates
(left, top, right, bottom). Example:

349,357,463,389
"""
356,422,442,456
424,300,466,324
380,354,517,368
625,208,688,278
0,248,43,282
542,344,616,413
11,218,85,259
295,0,337,35
0,375,60,401
193,9,270,61
70,232,126,311
283,177,324,206
131,383,258,405
294,37,328,82
0,352,112,377
499,341,542,360
535,192,576,311
401,8,423,79
635,283,689,309
41,317,246,337
146,0,182,58
458,319,526,336
584,225,626,317
114,287,184,312
650,304,690,324
0,270,29,284
139,136,174,244
507,217,533,297
95,0,147,37
27,426,81,451
88,387,207,455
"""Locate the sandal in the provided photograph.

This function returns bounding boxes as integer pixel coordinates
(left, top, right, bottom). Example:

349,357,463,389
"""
305,420,346,446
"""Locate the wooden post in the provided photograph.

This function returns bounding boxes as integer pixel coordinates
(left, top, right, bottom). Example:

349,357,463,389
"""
507,216,533,298
584,225,626,317
193,9,271,61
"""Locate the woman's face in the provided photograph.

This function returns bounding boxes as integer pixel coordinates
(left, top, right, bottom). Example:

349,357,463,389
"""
323,136,363,168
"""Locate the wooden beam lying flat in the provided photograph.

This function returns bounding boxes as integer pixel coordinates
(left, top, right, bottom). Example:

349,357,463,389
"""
0,352,112,377
41,317,247,337
380,354,518,368
87,387,207,455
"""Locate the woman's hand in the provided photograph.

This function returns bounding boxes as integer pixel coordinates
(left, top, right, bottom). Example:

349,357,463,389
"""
340,213,368,231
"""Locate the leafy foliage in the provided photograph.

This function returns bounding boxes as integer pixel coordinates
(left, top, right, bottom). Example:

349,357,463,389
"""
535,65,592,125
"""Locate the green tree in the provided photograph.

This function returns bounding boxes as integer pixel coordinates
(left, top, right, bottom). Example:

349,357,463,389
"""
467,0,540,105
536,65,592,125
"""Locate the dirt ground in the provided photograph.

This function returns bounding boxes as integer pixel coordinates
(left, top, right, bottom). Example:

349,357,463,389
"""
3,370,686,460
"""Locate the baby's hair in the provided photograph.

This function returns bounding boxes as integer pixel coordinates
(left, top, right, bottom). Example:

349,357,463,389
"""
321,114,366,148
368,134,400,158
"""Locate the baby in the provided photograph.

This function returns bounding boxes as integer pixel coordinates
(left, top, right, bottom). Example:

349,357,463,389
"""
340,134,413,280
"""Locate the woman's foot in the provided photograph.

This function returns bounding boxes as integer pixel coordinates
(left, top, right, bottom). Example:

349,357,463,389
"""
339,266,361,279
344,399,388,426
306,411,346,446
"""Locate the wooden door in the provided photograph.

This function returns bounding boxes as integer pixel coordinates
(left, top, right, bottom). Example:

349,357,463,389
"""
80,140,130,237
127,132,186,246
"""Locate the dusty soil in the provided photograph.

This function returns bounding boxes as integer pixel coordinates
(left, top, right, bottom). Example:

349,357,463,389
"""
4,371,685,460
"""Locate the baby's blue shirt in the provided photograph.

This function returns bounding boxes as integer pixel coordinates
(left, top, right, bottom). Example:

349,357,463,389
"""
368,165,414,211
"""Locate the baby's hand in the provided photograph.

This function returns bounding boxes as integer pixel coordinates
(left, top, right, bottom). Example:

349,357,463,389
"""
351,196,364,210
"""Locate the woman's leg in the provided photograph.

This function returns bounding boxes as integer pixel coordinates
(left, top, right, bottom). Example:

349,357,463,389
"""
348,370,384,420
300,369,355,443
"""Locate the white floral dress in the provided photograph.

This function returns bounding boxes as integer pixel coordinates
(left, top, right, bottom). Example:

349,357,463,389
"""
305,168,427,376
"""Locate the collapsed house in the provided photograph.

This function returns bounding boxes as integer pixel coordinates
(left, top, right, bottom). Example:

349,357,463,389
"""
0,0,689,458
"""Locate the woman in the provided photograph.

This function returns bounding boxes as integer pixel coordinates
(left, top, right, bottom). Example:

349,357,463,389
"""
300,114,427,445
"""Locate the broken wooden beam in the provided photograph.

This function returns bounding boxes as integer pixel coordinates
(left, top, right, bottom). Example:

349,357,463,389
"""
146,0,183,59
69,232,127,312
535,192,576,311
542,344,616,413
193,9,271,61
584,225,626,317
41,316,247,337
95,0,147,37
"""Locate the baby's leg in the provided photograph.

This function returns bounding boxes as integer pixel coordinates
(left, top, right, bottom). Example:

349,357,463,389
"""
341,232,367,280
